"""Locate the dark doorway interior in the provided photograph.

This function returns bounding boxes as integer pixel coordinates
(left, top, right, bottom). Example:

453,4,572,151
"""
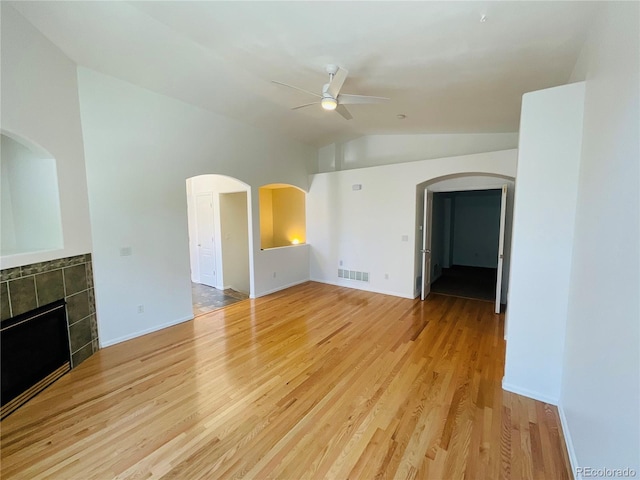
430,189,501,302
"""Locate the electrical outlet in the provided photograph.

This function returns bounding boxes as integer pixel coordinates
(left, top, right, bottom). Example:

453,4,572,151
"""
137,305,144,314
273,272,277,278
384,274,389,280
339,260,343,266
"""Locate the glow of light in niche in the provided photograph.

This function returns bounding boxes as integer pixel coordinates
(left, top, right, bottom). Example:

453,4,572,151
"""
291,238,300,245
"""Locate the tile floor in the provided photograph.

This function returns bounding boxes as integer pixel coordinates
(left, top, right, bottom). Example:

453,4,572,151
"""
191,283,248,317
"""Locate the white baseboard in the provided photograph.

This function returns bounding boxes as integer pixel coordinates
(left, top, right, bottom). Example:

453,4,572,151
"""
558,403,581,480
309,278,414,299
100,314,194,348
251,279,310,299
502,380,559,405
502,380,579,477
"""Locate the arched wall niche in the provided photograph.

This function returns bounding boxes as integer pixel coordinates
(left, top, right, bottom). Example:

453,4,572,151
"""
259,183,306,249
1,130,64,257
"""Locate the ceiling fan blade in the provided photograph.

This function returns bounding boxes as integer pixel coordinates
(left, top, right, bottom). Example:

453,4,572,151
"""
328,67,348,98
337,93,390,105
291,102,320,110
272,80,321,98
335,104,353,120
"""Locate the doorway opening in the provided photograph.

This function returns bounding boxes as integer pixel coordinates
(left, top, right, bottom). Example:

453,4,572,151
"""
415,175,514,313
430,189,502,301
186,175,252,317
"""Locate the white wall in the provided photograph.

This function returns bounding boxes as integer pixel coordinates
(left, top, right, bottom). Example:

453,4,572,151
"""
220,192,250,294
561,2,639,475
77,68,315,347
1,154,17,250
503,82,585,404
186,174,250,290
307,150,517,299
317,133,518,173
253,244,310,297
0,5,92,268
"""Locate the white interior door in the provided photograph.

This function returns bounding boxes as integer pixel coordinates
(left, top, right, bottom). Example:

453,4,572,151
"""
196,193,216,288
421,189,433,301
495,185,508,313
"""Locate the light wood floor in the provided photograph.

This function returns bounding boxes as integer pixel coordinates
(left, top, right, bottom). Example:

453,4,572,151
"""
1,282,572,479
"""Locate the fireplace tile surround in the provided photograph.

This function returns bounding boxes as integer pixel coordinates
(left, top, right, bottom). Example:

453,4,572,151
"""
1,254,99,368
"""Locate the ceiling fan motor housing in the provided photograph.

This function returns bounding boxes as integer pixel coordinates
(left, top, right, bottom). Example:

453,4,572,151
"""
325,64,339,76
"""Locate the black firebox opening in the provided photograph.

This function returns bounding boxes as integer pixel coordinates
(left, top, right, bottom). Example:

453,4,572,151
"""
1,300,70,410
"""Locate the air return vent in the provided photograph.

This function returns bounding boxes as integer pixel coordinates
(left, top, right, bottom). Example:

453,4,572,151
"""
338,269,370,283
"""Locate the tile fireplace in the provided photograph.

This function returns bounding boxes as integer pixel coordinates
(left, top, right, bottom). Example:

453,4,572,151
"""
0,254,99,418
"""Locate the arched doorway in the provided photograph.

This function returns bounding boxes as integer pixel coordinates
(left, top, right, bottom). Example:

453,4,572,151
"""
185,174,252,316
415,173,515,313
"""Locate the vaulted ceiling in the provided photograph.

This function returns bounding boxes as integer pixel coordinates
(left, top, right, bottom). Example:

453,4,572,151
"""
10,1,597,146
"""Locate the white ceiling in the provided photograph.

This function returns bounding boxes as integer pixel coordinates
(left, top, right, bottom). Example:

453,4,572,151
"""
9,1,597,147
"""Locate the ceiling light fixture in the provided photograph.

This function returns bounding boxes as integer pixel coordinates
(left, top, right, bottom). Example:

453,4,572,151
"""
397,114,407,120
480,14,488,23
321,96,338,111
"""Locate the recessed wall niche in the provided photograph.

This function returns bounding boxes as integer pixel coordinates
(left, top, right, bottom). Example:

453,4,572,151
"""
1,133,63,257
259,184,306,249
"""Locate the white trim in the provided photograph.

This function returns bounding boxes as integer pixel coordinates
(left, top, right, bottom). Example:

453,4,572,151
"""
260,243,308,251
558,403,581,480
501,380,559,405
309,278,414,300
99,314,194,348
428,181,513,193
251,279,310,298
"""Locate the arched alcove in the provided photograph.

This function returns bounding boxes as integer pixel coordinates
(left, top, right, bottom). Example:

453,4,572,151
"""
1,131,63,257
259,184,306,249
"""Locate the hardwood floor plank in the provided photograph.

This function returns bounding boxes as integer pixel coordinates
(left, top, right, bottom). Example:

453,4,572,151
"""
0,282,573,479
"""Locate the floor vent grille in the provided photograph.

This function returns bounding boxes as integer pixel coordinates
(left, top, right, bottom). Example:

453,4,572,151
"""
338,269,370,283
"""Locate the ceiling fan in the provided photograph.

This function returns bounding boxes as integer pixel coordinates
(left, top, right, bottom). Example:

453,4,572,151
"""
272,65,389,120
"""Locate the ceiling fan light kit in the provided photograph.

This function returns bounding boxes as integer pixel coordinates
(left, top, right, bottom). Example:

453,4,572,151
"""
321,97,337,111
273,64,389,120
